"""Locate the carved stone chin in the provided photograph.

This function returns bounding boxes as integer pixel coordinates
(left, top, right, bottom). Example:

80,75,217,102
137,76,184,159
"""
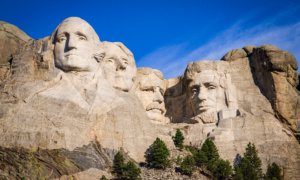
197,111,219,124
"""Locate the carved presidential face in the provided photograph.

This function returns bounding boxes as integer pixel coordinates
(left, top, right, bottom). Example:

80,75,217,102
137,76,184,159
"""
187,70,219,116
54,19,98,72
135,70,166,124
102,43,135,92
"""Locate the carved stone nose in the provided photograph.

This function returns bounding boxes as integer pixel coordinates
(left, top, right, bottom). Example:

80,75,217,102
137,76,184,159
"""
198,90,207,101
116,60,127,71
67,35,77,50
153,88,163,103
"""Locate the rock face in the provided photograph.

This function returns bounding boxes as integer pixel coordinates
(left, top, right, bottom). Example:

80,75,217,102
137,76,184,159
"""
0,18,167,179
0,17,299,179
0,21,32,83
251,45,299,132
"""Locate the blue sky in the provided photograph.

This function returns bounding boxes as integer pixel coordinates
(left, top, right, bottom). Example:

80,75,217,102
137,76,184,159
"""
1,0,299,79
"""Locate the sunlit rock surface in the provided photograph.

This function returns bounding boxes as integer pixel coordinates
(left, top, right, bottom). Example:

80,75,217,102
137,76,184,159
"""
0,17,299,179
0,21,32,83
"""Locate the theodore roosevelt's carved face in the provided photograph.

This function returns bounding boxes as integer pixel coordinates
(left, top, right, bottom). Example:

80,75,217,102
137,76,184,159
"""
135,68,166,124
102,42,136,92
53,18,100,72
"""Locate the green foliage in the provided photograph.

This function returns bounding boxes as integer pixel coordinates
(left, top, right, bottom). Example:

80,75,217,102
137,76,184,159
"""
197,139,232,179
243,142,262,179
240,157,259,180
112,151,141,180
210,159,233,180
185,146,197,155
100,175,108,180
173,129,185,150
201,138,219,161
233,142,263,180
206,159,218,174
112,151,125,177
180,155,196,176
123,161,141,180
264,162,283,180
145,137,171,169
176,155,182,165
233,166,243,180
194,149,208,167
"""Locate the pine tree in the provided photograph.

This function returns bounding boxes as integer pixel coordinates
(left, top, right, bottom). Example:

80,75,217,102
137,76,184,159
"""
193,149,208,167
212,159,233,180
173,129,184,150
207,159,218,175
201,138,219,161
264,162,283,180
233,142,263,180
180,155,196,176
240,157,259,180
113,151,125,177
244,142,262,178
145,137,171,169
100,175,108,180
123,161,141,180
233,166,243,180
176,155,183,165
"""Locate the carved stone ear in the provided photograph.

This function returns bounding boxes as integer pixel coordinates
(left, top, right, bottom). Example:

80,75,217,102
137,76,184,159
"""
94,52,105,62
220,76,226,88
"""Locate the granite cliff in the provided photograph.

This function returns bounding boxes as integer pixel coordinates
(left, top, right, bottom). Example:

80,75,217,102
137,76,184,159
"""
0,17,299,179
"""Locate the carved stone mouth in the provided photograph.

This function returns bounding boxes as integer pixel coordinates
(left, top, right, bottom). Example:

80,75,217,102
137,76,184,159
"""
198,105,214,111
147,108,163,114
65,54,77,57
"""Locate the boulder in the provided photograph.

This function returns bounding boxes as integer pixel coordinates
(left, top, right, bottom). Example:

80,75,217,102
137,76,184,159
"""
221,48,247,61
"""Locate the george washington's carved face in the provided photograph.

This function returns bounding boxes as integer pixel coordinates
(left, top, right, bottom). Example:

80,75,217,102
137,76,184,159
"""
53,18,100,72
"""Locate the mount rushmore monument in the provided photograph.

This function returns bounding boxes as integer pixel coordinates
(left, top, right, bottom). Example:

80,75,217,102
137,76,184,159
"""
0,17,299,179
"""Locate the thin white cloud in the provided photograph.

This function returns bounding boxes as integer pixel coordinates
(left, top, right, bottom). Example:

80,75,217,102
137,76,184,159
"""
138,7,300,79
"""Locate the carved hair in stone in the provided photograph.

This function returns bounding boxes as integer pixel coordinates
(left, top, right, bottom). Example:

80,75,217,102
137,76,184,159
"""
101,41,137,92
184,60,237,124
50,17,104,72
135,68,168,124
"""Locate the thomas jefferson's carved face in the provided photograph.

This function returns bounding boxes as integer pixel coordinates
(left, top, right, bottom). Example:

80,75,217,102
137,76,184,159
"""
135,73,166,124
102,44,135,91
187,70,218,116
54,20,98,72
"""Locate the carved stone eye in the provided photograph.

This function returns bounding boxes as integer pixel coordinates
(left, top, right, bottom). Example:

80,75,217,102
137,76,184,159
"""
207,86,216,90
107,58,114,63
123,59,128,65
191,88,198,95
143,88,153,92
57,36,66,43
78,36,87,41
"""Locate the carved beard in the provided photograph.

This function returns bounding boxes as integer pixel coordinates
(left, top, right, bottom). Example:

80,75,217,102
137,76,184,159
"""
197,111,218,124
